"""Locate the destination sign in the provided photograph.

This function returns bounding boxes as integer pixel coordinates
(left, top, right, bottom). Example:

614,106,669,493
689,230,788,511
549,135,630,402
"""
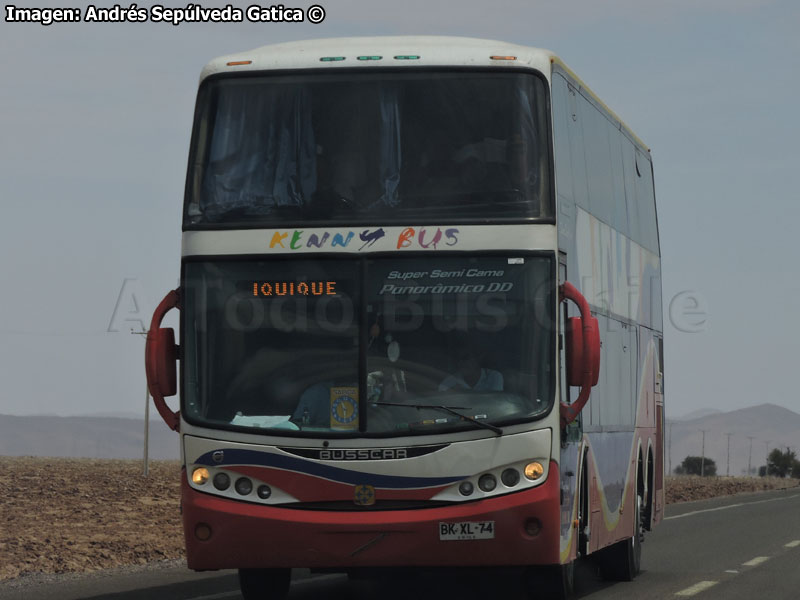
252,281,337,297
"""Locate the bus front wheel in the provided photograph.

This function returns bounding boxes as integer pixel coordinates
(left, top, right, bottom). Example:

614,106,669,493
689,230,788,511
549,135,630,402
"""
525,561,574,599
238,568,291,600
598,493,643,581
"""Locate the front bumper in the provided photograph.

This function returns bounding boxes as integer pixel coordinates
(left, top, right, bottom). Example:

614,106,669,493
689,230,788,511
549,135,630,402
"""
182,460,561,570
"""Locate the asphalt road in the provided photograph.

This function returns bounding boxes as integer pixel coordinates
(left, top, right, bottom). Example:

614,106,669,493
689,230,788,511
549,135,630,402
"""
6,487,800,600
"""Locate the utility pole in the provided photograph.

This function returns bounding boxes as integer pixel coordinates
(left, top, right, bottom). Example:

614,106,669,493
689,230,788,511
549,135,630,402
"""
133,328,150,477
747,436,756,477
700,429,708,477
765,441,771,476
142,384,150,477
725,432,733,477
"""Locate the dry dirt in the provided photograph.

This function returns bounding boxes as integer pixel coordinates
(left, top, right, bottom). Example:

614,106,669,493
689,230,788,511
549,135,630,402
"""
664,474,798,503
1,457,798,582
0,457,184,582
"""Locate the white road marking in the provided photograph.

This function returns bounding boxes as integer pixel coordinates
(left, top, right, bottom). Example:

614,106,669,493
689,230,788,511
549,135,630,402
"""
742,556,770,567
675,580,719,596
724,570,739,574
785,540,800,548
665,494,800,521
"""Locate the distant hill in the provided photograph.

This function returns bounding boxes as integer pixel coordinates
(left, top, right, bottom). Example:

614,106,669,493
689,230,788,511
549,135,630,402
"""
673,408,723,421
0,415,179,459
667,404,800,476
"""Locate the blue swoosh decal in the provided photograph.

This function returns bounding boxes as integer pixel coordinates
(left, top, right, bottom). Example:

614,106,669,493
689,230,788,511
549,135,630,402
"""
195,448,463,489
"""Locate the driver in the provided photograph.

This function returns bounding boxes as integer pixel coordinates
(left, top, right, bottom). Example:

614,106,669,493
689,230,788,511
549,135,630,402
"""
438,348,503,392
290,381,332,428
291,380,360,430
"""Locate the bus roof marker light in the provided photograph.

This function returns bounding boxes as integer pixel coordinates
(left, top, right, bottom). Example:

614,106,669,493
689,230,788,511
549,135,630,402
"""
320,56,346,62
357,55,382,61
394,55,420,60
490,55,517,61
226,60,252,66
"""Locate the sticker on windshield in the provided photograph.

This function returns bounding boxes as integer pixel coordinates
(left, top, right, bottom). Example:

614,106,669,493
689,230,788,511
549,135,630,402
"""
330,387,359,430
507,258,524,264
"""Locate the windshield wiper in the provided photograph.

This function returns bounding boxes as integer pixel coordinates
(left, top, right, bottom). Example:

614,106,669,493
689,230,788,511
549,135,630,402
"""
373,401,503,435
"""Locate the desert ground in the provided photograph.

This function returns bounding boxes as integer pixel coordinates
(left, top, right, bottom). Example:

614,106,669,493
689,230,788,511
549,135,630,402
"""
1,458,183,582
1,457,797,582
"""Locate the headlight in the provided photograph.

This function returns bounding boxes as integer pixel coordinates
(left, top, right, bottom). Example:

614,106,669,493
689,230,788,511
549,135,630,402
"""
501,468,520,487
478,474,497,492
191,467,209,485
524,462,544,481
213,472,231,490
234,477,253,496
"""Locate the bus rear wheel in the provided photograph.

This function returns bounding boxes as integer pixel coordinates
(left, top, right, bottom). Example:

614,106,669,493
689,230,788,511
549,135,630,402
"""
238,568,291,600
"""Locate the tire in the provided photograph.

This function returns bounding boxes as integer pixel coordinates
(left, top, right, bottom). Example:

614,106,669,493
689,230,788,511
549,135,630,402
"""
598,493,643,581
238,568,291,600
525,561,574,599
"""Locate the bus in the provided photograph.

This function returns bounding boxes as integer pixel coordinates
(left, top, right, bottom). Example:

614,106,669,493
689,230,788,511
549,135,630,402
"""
145,36,664,599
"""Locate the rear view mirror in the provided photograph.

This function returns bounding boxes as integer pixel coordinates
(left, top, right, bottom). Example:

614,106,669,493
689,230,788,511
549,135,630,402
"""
145,289,181,431
565,316,600,387
145,327,177,398
559,282,602,426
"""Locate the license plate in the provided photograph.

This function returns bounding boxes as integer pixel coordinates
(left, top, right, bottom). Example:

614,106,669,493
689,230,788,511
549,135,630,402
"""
439,521,495,541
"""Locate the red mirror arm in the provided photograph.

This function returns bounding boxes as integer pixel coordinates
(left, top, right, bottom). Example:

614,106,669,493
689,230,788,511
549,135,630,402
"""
145,289,181,431
559,281,596,428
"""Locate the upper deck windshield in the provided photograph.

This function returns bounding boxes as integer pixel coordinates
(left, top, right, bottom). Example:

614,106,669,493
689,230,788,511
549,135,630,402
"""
185,70,552,227
182,255,555,437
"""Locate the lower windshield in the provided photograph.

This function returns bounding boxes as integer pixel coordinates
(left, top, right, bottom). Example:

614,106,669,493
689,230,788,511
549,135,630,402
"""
183,256,554,436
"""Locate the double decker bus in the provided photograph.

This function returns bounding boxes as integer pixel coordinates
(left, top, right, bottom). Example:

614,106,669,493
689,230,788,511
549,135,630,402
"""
145,36,664,599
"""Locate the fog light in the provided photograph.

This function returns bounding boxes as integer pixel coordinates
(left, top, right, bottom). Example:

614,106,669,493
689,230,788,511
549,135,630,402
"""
478,474,497,492
213,472,230,490
234,477,253,496
257,484,272,499
192,467,209,485
524,518,542,537
195,522,212,541
524,462,544,481
501,468,520,487
459,481,474,496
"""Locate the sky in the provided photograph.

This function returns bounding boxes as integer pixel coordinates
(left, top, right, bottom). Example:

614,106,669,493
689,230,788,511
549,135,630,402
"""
1,0,798,420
